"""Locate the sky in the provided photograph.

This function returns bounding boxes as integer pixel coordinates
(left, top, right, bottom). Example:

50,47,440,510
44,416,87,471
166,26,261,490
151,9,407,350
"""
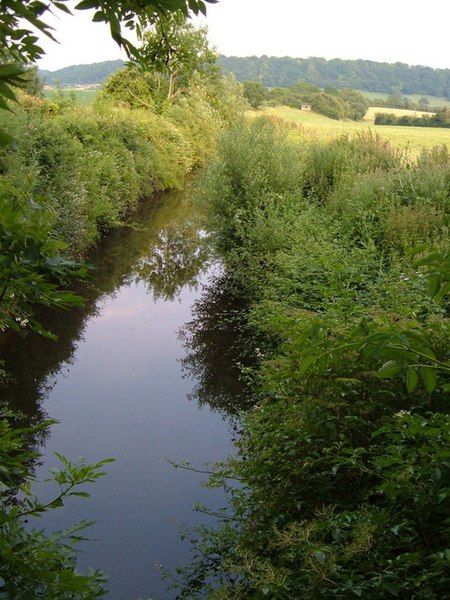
37,0,450,71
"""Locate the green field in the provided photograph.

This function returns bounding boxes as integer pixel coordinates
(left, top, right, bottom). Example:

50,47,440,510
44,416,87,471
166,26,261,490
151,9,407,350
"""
43,88,98,105
360,90,450,108
257,105,450,152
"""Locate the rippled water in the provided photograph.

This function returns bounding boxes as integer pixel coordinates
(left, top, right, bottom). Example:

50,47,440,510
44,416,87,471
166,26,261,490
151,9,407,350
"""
1,190,241,599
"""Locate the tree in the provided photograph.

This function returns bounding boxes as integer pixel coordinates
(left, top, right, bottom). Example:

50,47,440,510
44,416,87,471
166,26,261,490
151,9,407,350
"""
338,88,369,120
139,11,218,101
97,66,159,109
242,80,266,109
0,0,218,124
419,96,431,109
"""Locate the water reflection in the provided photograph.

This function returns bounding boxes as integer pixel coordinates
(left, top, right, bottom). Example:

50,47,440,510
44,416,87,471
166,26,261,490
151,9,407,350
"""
0,189,255,600
135,223,209,302
179,273,257,416
0,191,209,423
0,189,252,599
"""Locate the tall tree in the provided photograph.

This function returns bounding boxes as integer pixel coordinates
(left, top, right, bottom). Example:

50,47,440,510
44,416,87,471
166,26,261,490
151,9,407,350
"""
0,0,217,121
139,11,217,101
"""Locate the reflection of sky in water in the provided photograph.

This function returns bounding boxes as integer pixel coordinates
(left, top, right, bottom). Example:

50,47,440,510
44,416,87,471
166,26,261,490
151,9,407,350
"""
10,193,234,600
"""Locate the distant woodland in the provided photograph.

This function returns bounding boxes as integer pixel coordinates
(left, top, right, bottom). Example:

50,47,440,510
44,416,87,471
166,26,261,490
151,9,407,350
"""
40,56,450,100
218,56,450,98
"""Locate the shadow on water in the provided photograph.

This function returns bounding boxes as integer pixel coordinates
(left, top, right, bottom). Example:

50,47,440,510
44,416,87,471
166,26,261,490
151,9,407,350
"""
0,188,251,599
179,272,257,418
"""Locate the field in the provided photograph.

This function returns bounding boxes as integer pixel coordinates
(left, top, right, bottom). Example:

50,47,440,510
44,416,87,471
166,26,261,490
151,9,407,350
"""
360,90,450,108
256,105,450,151
43,88,98,105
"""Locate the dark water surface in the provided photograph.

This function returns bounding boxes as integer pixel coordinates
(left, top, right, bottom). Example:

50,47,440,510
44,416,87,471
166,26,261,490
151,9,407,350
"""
1,191,240,599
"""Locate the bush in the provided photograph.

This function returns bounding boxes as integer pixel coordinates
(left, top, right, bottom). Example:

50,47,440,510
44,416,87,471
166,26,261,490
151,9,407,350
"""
174,120,450,598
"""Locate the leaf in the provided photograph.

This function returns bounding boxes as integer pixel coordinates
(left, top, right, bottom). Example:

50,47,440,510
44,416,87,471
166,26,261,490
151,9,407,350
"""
406,367,418,393
298,354,316,376
377,360,401,379
421,366,437,394
427,273,441,297
0,129,13,146
75,0,99,9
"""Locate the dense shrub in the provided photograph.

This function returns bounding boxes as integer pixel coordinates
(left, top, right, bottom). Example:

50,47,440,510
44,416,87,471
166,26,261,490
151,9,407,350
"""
176,119,450,598
375,108,450,128
0,80,242,257
266,82,369,121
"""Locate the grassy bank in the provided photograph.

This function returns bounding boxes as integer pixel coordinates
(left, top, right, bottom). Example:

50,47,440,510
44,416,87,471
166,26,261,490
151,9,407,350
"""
179,119,450,598
0,84,240,258
256,105,450,152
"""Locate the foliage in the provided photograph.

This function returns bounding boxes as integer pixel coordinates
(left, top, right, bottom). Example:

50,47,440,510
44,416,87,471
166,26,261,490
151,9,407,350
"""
175,119,450,597
266,82,369,121
375,108,450,127
0,410,114,598
139,11,218,102
96,66,158,110
0,1,216,66
242,81,266,109
218,55,450,99
0,189,87,336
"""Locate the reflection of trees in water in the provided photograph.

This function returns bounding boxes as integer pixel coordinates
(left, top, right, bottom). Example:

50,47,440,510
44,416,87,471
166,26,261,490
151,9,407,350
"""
135,223,209,302
0,191,209,442
179,273,260,417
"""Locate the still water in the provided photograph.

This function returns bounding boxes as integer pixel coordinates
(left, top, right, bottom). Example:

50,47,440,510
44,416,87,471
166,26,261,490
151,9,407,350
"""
1,191,242,599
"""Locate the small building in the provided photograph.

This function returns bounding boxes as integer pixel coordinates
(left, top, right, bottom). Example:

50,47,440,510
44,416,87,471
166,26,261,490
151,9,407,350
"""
301,103,312,111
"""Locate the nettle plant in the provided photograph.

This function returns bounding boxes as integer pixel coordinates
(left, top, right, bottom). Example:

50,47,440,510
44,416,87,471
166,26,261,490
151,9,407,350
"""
296,251,449,396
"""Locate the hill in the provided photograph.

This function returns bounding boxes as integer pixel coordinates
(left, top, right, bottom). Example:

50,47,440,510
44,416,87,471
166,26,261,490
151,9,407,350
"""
39,60,125,87
218,56,450,99
39,57,450,100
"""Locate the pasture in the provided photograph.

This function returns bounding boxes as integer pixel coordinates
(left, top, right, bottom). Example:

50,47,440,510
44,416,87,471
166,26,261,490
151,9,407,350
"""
43,87,98,105
257,105,450,151
360,90,450,108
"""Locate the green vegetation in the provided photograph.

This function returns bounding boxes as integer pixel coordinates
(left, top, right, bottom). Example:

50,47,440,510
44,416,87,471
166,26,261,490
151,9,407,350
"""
362,90,450,110
242,80,267,109
175,119,450,598
44,88,99,106
218,55,450,99
0,410,113,598
375,108,450,128
41,57,450,105
0,3,236,596
257,105,450,152
266,82,369,120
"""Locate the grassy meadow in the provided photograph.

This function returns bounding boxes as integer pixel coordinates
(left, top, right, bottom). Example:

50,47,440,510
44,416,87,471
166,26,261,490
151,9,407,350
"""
43,87,99,105
256,105,450,151
361,90,450,108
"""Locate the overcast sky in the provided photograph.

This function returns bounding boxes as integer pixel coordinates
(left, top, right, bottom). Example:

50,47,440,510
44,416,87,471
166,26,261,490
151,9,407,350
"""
38,0,450,71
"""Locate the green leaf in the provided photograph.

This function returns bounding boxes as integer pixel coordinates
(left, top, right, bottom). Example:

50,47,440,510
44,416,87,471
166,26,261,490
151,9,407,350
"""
428,273,441,297
75,0,99,9
421,366,437,394
298,354,316,376
377,360,401,378
406,367,418,393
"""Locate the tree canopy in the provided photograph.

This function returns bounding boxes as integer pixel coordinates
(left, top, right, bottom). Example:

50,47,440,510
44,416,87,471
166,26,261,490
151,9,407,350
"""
218,55,450,99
